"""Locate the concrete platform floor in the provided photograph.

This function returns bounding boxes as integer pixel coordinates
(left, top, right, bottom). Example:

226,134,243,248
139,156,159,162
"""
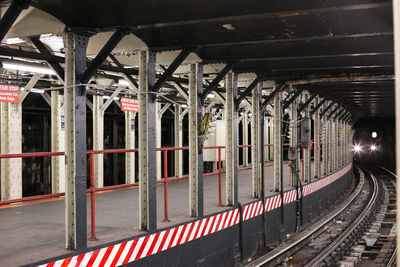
0,162,317,266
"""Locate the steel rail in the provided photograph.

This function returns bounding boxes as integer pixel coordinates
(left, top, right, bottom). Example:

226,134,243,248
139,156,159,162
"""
379,166,397,267
304,168,379,266
248,166,365,267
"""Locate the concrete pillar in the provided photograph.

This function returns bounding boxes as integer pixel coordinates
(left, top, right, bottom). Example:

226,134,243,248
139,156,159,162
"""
188,63,204,216
138,50,157,231
273,92,282,192
0,102,22,200
243,113,249,167
64,32,88,250
51,91,65,193
174,105,183,178
313,96,321,178
125,111,136,184
225,71,238,205
304,93,311,182
92,95,104,188
289,98,298,186
251,82,261,198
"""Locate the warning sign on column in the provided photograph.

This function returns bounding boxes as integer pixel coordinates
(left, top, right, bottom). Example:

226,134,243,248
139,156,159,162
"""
121,97,139,112
0,85,20,103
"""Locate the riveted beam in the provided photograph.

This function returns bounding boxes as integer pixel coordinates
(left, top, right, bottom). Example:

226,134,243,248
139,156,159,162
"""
64,32,89,251
109,54,139,90
0,0,30,42
235,75,261,110
80,29,129,83
188,63,204,216
261,84,288,109
297,92,318,114
282,89,302,110
30,37,65,81
327,106,342,119
310,98,326,115
138,50,157,231
152,47,193,93
320,101,336,117
200,63,234,102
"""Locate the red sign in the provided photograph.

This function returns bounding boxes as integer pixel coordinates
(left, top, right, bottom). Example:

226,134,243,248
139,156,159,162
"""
0,85,20,103
121,97,139,112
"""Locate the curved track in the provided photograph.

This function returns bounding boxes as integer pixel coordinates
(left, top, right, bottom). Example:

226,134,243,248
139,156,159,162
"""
247,166,397,267
304,168,379,266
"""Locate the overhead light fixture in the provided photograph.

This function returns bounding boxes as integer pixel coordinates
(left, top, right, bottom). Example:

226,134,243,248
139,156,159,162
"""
118,79,130,86
6,38,25,45
222,24,236,30
370,145,377,151
103,96,120,100
207,94,215,99
2,62,55,75
30,88,45,94
182,104,187,108
371,131,377,139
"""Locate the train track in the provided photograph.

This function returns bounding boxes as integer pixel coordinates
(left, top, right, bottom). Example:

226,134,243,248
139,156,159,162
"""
247,166,397,267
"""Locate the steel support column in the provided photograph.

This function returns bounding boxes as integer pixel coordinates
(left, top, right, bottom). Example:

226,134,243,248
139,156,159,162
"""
138,50,157,231
64,32,88,250
156,103,162,180
322,102,329,176
174,105,182,178
273,92,282,192
303,93,311,182
0,102,22,200
313,96,321,178
225,71,238,205
243,112,249,167
92,95,104,188
251,82,261,198
188,63,204,216
125,111,136,184
51,91,65,193
289,97,298,186
329,118,335,173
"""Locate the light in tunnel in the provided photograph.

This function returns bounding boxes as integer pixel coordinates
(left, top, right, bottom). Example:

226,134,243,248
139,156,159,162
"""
353,144,362,152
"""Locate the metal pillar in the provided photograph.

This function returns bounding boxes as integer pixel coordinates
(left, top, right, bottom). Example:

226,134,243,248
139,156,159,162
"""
174,105,182,178
289,97,298,186
125,111,136,184
313,96,321,178
329,118,335,173
188,63,204,217
322,103,329,176
64,32,88,250
51,91,65,193
138,50,157,231
251,82,261,198
303,93,311,182
156,103,162,180
243,113,249,167
268,118,273,161
273,92,282,192
225,71,238,205
0,102,22,200
92,95,104,188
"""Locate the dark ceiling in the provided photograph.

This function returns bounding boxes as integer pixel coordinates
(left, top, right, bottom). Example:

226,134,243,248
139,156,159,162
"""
32,0,395,119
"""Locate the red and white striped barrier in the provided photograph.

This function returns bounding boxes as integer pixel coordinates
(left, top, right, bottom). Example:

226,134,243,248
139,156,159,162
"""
40,164,351,267
39,209,240,267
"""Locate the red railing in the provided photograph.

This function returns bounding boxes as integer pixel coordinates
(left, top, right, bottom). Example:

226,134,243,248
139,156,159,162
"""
0,140,313,240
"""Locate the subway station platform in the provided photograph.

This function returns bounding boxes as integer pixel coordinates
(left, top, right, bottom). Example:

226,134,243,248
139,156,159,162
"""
0,162,316,266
